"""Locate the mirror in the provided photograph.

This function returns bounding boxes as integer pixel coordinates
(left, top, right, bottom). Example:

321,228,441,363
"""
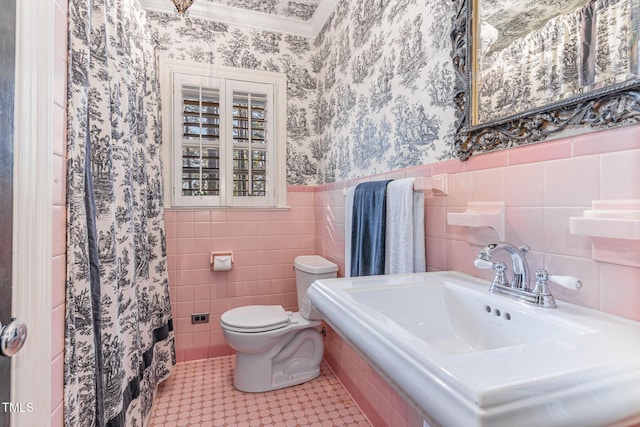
452,0,640,160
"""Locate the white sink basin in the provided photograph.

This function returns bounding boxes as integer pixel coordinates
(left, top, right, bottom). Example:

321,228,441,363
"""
347,282,592,355
308,271,640,427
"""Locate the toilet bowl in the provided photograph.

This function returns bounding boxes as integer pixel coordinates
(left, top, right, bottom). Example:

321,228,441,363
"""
220,255,338,392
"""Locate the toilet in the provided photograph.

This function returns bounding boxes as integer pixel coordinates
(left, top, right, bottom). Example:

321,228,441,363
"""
220,255,338,392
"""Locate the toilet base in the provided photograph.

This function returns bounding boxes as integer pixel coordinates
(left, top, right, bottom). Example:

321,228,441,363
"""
233,328,324,392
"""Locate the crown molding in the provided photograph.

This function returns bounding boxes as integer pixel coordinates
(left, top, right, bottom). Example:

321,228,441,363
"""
140,0,338,38
310,0,339,36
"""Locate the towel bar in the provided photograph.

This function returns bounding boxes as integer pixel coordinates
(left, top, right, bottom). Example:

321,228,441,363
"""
341,174,448,196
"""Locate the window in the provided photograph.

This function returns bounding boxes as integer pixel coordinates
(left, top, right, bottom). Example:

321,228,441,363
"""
161,60,287,208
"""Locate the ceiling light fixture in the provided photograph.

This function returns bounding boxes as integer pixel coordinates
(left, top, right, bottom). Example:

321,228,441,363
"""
171,0,195,16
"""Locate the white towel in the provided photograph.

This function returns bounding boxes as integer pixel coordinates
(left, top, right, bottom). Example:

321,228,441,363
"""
344,186,355,277
384,178,426,274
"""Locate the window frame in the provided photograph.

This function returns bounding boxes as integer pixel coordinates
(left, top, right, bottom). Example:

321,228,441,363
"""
160,58,288,209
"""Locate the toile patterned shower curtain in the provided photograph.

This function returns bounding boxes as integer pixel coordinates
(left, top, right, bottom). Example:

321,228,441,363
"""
64,0,175,425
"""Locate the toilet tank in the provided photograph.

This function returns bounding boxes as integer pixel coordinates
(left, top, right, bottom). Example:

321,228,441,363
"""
294,255,338,319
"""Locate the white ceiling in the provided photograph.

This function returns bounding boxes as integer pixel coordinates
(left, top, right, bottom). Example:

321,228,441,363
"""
140,0,337,37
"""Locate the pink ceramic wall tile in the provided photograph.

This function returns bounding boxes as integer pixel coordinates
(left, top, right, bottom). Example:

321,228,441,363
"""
444,171,471,208
164,222,177,240
544,156,600,207
51,404,63,427
446,239,478,276
505,207,545,250
176,210,195,223
385,170,407,180
176,221,195,238
51,354,64,412
52,154,66,206
175,332,194,350
210,237,230,252
425,206,446,238
174,301,195,318
172,286,194,303
600,264,640,321
504,163,545,207
193,221,211,237
193,331,210,348
509,138,572,165
573,124,640,157
210,210,228,222
175,238,194,254
174,270,195,287
287,185,316,193
164,210,177,222
545,254,601,309
53,205,66,256
463,149,509,172
470,167,505,201
543,207,592,258
52,104,66,156
173,317,194,335
601,149,640,199
191,237,211,254
431,157,464,175
183,347,209,362
52,255,66,308
53,54,66,108
404,163,432,178
51,304,65,360
425,237,447,271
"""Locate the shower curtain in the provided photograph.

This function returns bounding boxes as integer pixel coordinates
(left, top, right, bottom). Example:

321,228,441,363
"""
64,0,175,425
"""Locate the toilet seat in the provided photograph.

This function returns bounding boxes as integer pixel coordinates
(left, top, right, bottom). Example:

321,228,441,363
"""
221,305,291,333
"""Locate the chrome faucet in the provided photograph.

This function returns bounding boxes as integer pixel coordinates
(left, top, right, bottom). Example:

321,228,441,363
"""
475,242,582,308
477,242,531,291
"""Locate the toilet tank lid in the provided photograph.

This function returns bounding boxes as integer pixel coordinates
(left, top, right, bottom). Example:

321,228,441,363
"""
294,255,338,274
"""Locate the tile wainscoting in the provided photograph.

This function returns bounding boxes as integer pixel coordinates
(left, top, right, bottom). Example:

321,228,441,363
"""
165,123,640,427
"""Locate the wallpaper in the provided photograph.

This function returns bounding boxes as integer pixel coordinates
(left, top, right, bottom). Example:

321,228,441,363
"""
311,0,458,183
146,0,458,185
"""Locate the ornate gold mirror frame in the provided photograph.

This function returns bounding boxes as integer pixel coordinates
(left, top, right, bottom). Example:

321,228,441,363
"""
451,0,640,161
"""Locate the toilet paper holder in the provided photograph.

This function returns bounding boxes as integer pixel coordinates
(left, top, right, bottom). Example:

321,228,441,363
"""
210,251,234,271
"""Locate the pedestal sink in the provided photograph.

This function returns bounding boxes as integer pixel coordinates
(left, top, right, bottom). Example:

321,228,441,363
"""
307,271,640,427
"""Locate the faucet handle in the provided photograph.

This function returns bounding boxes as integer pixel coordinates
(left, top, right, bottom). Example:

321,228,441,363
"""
474,258,494,270
533,269,552,295
549,274,582,290
518,244,531,255
475,259,509,287
534,269,582,294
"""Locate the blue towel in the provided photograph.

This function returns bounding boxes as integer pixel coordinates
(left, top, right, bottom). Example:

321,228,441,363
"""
351,180,392,277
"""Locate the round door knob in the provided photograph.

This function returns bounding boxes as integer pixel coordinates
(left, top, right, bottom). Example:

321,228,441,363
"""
0,319,27,357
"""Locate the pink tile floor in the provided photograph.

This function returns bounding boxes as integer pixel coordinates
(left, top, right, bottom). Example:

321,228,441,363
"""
149,356,371,427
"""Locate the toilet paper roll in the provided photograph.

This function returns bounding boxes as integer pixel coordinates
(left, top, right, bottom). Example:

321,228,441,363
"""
213,255,232,272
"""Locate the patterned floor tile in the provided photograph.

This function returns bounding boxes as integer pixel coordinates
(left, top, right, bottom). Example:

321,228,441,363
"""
149,356,370,427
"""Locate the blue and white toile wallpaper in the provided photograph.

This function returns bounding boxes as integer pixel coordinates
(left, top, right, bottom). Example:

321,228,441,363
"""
311,0,457,183
146,0,457,186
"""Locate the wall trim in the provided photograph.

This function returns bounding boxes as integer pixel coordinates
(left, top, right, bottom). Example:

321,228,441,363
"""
140,0,339,38
12,0,54,425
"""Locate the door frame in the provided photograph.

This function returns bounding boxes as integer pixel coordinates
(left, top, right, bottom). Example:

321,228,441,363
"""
12,0,55,425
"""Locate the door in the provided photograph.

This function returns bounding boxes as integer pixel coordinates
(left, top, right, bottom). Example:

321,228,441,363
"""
0,0,17,425
0,1,28,426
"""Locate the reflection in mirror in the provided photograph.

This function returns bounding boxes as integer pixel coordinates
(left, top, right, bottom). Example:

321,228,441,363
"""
476,0,635,125
451,0,640,160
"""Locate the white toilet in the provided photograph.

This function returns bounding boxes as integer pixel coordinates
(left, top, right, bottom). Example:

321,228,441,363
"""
220,255,338,392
